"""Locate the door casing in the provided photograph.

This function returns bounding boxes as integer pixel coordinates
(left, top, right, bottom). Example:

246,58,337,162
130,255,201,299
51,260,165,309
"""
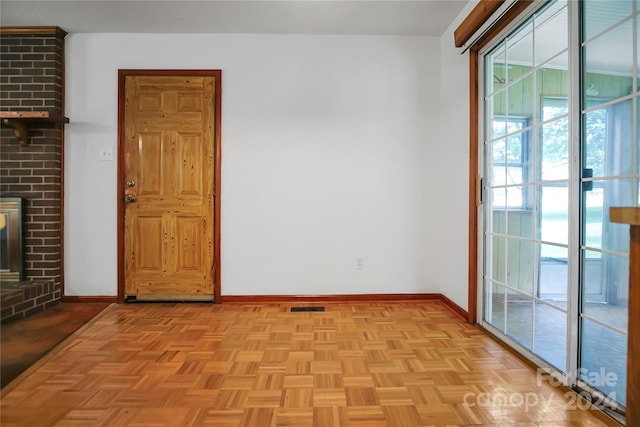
117,69,222,303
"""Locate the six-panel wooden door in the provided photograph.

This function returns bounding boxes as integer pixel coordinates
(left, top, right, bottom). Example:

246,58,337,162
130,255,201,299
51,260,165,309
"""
123,75,215,300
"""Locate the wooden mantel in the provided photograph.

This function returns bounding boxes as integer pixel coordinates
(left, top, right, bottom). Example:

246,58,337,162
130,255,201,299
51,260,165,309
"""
0,111,69,146
610,207,640,425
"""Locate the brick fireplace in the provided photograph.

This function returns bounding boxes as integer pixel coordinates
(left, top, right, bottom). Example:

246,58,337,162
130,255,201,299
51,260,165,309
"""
0,27,67,323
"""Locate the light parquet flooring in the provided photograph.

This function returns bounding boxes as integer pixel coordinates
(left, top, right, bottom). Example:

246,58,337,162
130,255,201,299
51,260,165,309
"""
0,301,620,426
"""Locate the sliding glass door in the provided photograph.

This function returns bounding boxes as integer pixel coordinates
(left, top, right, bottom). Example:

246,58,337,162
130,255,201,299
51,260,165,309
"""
579,0,637,407
480,0,639,415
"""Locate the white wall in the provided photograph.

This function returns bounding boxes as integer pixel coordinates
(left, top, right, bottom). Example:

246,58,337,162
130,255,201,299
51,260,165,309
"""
64,33,443,297
434,2,478,310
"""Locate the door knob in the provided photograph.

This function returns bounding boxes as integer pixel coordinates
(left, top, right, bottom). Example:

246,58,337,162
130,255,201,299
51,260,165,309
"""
125,195,136,203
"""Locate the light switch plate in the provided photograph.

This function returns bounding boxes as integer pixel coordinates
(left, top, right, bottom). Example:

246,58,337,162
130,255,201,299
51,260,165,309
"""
100,147,114,161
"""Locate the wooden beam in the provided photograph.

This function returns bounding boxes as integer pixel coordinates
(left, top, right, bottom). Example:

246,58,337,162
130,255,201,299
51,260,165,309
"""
454,0,505,48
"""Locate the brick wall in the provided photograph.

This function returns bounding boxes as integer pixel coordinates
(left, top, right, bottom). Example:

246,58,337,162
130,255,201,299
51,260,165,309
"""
0,29,64,110
0,27,67,312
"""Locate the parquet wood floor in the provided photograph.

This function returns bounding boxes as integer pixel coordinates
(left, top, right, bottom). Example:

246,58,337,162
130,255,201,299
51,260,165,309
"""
0,301,620,426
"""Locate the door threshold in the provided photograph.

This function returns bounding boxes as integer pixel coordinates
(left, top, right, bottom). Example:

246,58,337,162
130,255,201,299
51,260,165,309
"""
125,295,214,303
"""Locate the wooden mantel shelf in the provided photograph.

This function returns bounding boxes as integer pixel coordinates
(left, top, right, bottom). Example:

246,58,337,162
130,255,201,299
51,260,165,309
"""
0,111,69,122
0,111,69,146
610,206,639,426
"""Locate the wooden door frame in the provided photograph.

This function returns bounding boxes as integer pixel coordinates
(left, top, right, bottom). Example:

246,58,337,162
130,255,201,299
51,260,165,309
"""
116,69,222,303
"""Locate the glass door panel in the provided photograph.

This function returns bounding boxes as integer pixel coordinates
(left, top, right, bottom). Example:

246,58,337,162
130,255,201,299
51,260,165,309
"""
580,316,628,406
534,301,567,371
579,1,636,409
486,281,506,331
483,0,569,375
583,0,633,41
537,243,568,306
506,288,533,350
534,0,568,66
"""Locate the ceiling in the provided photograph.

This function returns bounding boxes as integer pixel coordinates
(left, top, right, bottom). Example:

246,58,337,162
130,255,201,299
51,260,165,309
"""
0,0,469,36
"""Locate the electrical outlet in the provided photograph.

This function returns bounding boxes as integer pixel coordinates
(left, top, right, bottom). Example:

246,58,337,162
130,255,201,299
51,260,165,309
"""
356,257,364,270
100,147,114,161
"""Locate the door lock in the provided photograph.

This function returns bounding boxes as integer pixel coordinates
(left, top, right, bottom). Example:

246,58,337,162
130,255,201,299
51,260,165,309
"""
127,180,136,188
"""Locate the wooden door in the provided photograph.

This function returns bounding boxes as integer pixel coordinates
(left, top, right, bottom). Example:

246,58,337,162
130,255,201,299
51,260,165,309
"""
122,74,216,301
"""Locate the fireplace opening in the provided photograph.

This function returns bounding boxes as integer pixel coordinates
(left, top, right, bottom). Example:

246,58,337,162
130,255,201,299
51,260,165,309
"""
0,198,24,285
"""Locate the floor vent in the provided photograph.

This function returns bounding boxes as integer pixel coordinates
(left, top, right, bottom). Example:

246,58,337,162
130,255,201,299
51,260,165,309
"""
291,307,325,312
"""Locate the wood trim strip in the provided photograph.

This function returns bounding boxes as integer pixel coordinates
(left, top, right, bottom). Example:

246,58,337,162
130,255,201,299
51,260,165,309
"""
454,0,505,48
467,49,480,325
629,225,640,426
62,296,118,303
0,26,68,37
117,71,127,303
220,293,443,304
60,34,66,300
61,294,467,320
439,294,469,322
213,71,222,303
116,69,222,304
116,69,219,77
